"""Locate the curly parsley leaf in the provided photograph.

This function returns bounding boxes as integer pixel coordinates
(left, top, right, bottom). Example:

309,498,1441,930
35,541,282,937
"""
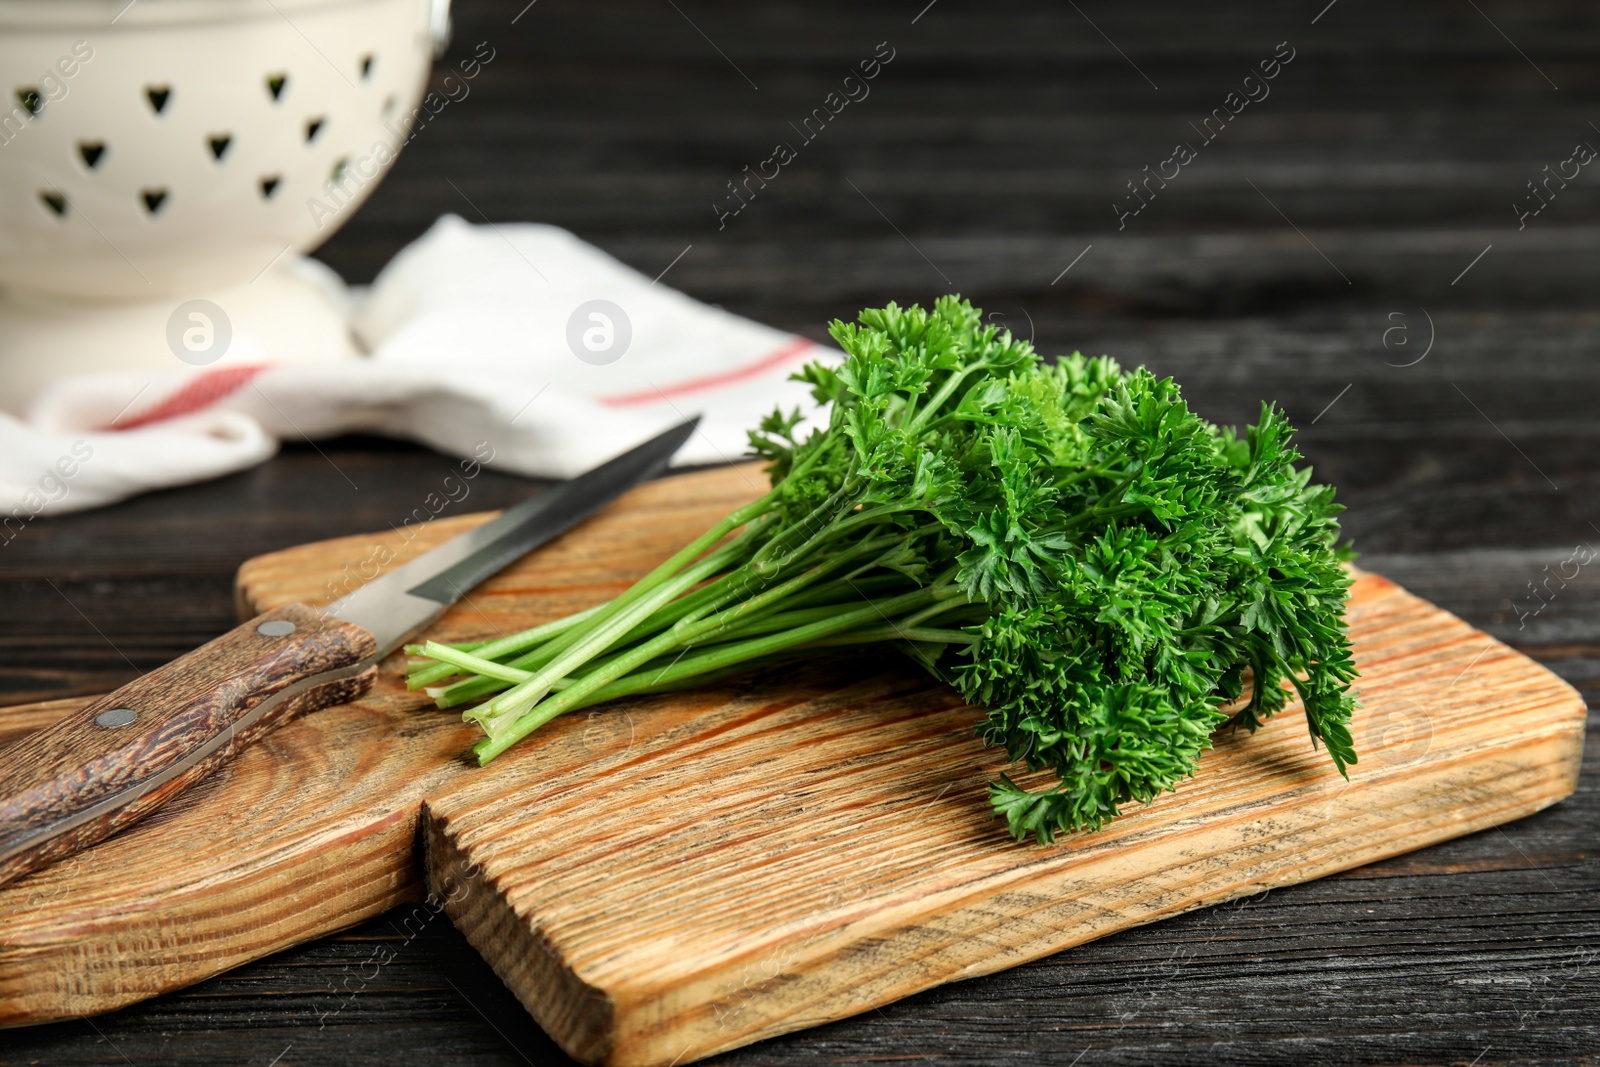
411,296,1359,844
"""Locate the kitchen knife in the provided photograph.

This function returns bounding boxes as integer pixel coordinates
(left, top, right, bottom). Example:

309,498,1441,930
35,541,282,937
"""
0,418,699,890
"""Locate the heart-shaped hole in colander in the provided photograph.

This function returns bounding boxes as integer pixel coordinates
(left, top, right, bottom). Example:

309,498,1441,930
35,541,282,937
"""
15,89,42,117
260,175,282,199
266,73,288,102
38,190,67,217
209,134,233,161
78,142,106,169
145,85,172,115
361,54,376,80
141,188,168,214
305,117,326,143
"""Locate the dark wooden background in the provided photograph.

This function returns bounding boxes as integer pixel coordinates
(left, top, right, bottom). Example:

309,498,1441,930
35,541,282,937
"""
3,0,1597,1063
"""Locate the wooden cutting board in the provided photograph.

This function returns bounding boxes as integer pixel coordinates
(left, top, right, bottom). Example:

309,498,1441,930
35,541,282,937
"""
0,464,1586,1065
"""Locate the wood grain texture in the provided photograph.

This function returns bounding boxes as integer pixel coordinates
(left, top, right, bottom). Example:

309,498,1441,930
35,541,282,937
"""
0,465,1585,1067
0,603,377,892
0,469,757,1028
415,563,1586,1065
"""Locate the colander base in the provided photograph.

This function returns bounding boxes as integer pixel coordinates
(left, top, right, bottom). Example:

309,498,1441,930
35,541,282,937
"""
0,260,363,416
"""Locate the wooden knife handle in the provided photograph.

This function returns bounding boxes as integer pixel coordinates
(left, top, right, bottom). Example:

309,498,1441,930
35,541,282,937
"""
0,603,378,890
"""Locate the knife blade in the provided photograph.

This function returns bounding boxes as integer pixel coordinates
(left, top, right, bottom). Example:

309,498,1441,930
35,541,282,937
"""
0,418,699,890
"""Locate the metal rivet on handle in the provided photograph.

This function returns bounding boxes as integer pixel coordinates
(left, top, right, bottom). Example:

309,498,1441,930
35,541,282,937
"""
95,707,137,729
257,620,297,637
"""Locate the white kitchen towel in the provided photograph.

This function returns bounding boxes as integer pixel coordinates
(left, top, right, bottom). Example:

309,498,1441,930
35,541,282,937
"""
2,216,827,519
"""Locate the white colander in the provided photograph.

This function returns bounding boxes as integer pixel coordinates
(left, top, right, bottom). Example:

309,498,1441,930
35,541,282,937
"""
0,0,447,413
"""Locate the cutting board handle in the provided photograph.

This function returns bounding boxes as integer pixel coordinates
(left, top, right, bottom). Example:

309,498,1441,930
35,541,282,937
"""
0,603,378,890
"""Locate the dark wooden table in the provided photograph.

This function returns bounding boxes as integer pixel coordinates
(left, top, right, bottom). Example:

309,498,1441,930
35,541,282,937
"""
3,1,1597,1063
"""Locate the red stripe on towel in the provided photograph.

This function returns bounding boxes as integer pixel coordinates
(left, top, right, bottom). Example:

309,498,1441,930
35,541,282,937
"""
597,337,818,408
113,364,270,431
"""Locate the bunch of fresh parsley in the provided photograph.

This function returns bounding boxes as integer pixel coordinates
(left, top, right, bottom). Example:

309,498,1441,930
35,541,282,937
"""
410,297,1358,843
